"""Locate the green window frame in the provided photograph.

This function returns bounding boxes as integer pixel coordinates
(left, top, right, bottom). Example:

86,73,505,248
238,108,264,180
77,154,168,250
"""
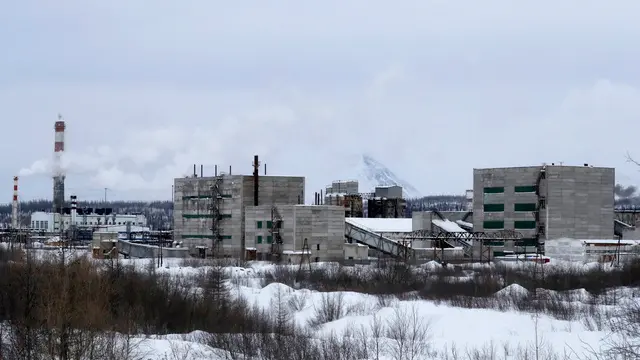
483,220,504,229
267,221,273,229
182,214,212,219
515,238,539,247
219,214,232,219
257,221,263,229
483,187,504,194
514,221,536,229
515,185,537,193
257,235,263,244
484,204,504,212
267,236,273,244
220,235,232,240
514,203,537,212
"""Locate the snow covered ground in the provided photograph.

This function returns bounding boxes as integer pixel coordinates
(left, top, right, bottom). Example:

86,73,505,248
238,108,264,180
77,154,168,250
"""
48,254,629,360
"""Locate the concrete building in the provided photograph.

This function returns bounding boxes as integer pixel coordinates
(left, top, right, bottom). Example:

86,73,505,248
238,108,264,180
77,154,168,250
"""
473,164,615,241
30,211,147,232
173,174,305,257
244,204,345,262
325,180,359,196
375,185,403,199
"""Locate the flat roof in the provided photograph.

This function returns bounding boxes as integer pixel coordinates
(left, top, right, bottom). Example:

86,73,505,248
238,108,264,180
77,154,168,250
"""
345,217,412,233
474,164,614,171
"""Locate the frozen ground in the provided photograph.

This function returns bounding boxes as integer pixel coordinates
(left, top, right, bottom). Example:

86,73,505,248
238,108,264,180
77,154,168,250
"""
50,254,624,360
10,247,637,359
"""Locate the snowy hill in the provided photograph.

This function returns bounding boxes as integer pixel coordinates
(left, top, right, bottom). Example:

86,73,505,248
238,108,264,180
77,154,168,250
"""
355,154,423,198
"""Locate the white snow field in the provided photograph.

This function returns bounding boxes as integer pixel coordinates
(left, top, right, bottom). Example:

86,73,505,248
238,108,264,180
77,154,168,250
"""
8,247,640,360
81,255,636,360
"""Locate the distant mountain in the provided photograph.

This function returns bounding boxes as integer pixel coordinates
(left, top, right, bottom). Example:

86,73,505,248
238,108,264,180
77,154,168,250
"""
355,154,423,198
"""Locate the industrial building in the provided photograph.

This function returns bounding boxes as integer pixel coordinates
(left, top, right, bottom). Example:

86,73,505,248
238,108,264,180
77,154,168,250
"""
30,209,147,232
173,172,305,258
473,164,615,241
244,204,346,262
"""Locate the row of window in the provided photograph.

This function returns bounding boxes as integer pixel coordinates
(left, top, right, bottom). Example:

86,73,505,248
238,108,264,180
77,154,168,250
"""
483,185,537,194
183,214,232,219
181,235,233,240
256,235,273,244
31,220,143,228
484,203,537,212
257,221,274,229
483,220,537,229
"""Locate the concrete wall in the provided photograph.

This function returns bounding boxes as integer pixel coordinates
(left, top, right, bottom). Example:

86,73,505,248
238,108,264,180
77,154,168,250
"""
344,243,369,260
327,180,359,195
473,165,614,240
245,204,345,262
546,166,614,239
174,175,305,256
375,186,403,199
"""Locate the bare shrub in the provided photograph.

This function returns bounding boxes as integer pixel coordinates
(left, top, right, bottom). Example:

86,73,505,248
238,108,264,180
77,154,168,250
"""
307,292,345,329
288,292,309,312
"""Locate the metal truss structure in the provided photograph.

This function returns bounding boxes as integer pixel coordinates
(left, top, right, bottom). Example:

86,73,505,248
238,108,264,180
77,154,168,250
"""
209,176,224,258
269,205,284,263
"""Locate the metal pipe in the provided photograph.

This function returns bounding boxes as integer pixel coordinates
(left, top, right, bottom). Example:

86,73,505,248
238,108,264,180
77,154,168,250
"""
200,164,203,177
229,165,232,175
215,165,218,176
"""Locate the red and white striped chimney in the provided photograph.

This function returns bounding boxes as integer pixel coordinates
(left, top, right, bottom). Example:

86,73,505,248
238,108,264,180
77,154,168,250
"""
54,118,65,153
12,176,18,229
53,117,66,214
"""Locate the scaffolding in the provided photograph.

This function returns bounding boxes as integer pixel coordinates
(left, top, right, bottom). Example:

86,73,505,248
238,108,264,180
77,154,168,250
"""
269,205,284,263
209,176,224,258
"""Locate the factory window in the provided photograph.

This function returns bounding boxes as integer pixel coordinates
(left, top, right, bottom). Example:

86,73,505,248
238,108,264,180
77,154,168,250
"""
31,221,35,228
256,235,263,244
316,244,320,251
267,221,273,229
516,238,539,247
483,187,504,194
257,221,263,229
514,221,537,229
515,185,537,193
267,236,273,244
483,204,504,212
514,203,537,212
36,221,40,229
221,235,232,240
219,214,232,219
483,220,504,229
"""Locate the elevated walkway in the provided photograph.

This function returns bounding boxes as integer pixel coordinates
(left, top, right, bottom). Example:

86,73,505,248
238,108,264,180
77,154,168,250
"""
117,239,189,259
345,218,414,260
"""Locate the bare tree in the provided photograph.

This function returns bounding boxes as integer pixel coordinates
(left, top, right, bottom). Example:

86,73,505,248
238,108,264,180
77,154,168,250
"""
385,304,432,360
368,313,385,360
604,300,640,359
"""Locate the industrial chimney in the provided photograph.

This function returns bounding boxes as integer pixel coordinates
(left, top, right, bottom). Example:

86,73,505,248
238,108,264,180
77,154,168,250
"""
53,117,66,216
70,195,77,228
11,176,18,229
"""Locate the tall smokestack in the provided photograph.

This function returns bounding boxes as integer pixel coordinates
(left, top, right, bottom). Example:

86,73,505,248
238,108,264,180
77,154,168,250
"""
12,176,18,229
70,195,77,227
253,155,259,206
53,117,66,215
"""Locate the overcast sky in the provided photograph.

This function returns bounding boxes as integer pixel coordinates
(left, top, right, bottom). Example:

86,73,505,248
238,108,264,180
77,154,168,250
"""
2,1,640,203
